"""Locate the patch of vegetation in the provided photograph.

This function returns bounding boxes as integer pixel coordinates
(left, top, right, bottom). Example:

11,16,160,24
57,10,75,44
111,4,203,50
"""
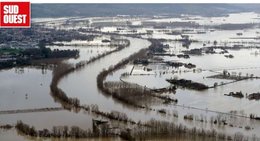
224,91,244,98
166,79,208,90
248,92,260,100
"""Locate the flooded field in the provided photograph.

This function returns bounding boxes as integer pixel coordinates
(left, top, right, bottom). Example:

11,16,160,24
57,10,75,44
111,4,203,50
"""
1,10,260,141
0,67,57,110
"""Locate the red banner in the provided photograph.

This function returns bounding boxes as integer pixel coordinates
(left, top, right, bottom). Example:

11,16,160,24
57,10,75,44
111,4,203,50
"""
0,1,31,28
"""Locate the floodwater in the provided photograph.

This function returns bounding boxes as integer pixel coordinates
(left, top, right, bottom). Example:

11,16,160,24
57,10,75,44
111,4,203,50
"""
0,67,58,111
146,12,260,25
2,12,260,140
0,39,121,140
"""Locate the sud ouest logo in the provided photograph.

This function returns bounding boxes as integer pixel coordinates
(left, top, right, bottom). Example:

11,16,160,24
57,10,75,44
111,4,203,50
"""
0,1,31,28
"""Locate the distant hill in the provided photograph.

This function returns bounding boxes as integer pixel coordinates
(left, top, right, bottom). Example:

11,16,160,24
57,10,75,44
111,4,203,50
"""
31,4,260,18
